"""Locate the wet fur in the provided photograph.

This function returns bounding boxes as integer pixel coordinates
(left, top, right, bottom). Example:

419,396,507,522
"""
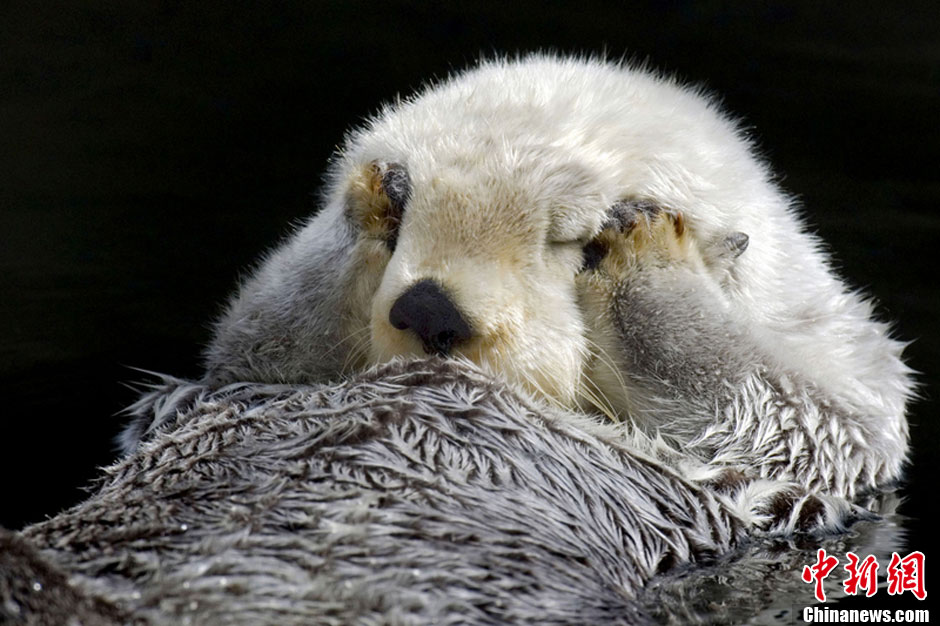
15,360,898,624
70,54,916,621
185,55,911,523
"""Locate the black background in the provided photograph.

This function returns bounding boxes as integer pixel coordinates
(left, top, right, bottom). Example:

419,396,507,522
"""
1,0,937,611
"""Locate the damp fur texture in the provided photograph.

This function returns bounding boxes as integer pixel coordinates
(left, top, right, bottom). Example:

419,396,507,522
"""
10,361,906,624
192,55,911,503
7,55,915,624
20,360,747,625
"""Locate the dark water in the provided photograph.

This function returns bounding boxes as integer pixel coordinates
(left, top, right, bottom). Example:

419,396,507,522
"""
640,493,925,623
2,2,936,622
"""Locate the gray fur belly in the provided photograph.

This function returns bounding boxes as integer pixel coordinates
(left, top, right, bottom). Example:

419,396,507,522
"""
18,359,746,625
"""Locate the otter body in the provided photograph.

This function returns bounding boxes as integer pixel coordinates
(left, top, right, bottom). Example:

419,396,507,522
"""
134,56,911,528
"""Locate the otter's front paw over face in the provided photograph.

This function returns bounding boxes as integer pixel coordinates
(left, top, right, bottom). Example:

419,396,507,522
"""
574,201,703,420
579,200,750,287
340,161,414,372
581,200,697,277
575,201,752,421
346,160,411,251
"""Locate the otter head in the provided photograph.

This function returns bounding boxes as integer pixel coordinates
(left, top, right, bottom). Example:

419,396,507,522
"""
204,57,769,421
339,157,612,411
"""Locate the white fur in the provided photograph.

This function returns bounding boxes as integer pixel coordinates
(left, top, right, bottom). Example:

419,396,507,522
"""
196,55,912,525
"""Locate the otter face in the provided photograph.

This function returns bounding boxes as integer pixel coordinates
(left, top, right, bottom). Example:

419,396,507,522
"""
204,58,770,418
336,156,750,422
341,159,612,412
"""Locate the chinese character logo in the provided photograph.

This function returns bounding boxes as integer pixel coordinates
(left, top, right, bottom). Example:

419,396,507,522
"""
802,548,839,602
801,549,927,602
887,551,926,600
843,552,879,597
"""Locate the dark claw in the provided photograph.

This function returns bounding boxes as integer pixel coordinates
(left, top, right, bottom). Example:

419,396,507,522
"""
380,162,411,214
605,199,663,232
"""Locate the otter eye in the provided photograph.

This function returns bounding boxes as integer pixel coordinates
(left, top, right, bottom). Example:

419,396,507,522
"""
581,238,608,271
380,163,410,252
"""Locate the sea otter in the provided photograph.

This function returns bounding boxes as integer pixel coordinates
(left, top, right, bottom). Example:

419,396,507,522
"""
124,55,912,528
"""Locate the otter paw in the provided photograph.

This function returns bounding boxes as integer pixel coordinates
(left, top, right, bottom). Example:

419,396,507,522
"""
724,481,878,536
611,199,692,263
582,200,698,277
697,466,751,495
581,201,751,287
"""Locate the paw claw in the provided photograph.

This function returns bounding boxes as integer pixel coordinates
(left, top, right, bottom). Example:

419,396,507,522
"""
606,199,663,233
583,200,695,275
672,211,685,237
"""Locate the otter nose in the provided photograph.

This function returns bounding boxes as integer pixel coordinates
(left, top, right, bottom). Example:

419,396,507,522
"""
388,279,473,356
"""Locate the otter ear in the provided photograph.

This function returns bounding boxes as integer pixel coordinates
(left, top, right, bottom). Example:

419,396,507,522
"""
704,230,750,275
346,161,411,251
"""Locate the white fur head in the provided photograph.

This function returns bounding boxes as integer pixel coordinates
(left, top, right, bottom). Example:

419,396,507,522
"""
204,56,778,405
203,55,903,427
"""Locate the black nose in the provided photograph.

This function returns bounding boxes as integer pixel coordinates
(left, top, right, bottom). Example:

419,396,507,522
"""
388,279,473,356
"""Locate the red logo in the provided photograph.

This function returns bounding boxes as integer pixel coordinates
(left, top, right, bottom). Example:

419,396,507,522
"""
802,548,840,602
843,552,879,597
886,551,927,600
802,549,927,602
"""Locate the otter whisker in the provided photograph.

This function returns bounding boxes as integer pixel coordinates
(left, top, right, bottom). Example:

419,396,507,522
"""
324,325,371,359
577,372,620,424
514,355,572,416
340,328,373,375
582,335,630,400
